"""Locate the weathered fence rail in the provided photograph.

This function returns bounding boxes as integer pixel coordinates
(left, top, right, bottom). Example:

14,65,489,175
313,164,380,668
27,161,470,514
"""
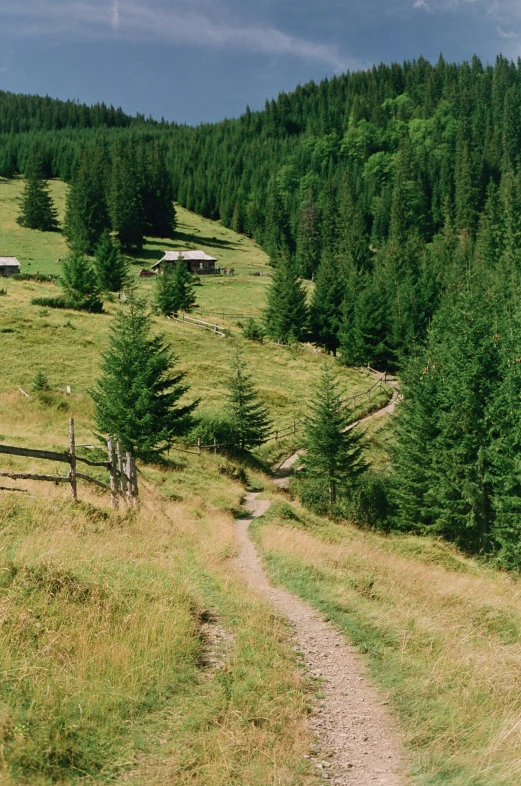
0,419,138,509
167,313,228,337
165,373,391,456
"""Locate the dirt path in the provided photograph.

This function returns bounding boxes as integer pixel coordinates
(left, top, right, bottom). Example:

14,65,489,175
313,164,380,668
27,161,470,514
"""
235,393,410,785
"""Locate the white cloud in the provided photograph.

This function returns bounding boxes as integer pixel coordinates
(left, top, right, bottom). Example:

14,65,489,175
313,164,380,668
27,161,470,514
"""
111,0,120,31
0,1,349,71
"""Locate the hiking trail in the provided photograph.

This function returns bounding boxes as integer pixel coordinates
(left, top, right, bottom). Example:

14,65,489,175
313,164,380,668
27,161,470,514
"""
235,384,409,785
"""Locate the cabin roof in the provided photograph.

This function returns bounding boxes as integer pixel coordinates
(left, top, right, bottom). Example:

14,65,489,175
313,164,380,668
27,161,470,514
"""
0,257,20,267
151,250,218,270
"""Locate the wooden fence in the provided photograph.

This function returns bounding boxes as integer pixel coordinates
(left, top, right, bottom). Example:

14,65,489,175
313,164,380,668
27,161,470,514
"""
165,372,391,457
0,419,138,509
167,313,228,337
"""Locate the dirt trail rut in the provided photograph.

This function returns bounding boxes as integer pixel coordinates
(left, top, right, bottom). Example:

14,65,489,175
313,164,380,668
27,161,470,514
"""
235,389,409,785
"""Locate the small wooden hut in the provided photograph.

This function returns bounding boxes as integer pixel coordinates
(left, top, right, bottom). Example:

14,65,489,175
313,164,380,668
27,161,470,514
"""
151,250,217,275
0,257,20,277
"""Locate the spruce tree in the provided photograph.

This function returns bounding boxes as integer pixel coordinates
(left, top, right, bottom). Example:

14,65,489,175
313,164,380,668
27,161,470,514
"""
109,138,144,252
154,261,196,316
64,151,110,254
309,254,344,355
60,252,103,312
91,297,198,460
17,150,59,232
264,252,308,343
225,351,271,451
296,188,321,279
94,230,128,292
299,364,367,506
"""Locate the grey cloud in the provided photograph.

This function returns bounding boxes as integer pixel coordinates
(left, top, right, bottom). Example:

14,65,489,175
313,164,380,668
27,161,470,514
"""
0,0,351,70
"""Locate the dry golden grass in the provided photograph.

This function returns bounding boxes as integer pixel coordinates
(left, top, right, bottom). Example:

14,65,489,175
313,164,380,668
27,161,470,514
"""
252,500,521,785
0,475,318,785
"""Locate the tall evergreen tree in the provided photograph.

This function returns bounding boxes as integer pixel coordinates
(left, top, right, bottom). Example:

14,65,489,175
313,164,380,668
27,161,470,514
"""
109,138,144,251
296,188,321,279
264,252,308,343
94,230,128,292
225,351,271,451
299,364,367,506
154,261,196,316
91,297,198,460
64,150,110,253
60,252,103,312
17,149,59,232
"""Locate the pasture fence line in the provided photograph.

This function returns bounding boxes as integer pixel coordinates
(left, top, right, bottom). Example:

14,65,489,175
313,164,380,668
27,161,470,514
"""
166,372,391,457
167,313,228,337
0,419,138,509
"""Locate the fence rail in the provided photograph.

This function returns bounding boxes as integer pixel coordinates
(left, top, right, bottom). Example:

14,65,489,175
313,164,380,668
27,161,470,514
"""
166,373,391,456
0,419,138,509
167,313,228,337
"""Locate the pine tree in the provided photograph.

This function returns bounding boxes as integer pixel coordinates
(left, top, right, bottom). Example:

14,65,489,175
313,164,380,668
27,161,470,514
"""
309,254,344,355
231,201,244,235
141,142,176,238
299,364,367,506
91,296,198,460
17,150,59,232
225,351,271,451
296,188,321,279
64,150,110,253
94,230,128,292
109,138,144,252
60,252,103,312
264,252,308,343
154,261,196,316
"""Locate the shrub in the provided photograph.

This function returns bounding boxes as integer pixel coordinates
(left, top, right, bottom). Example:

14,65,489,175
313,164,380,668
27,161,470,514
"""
32,371,50,392
347,471,392,531
188,411,235,449
31,297,68,310
0,288,6,296
242,318,266,342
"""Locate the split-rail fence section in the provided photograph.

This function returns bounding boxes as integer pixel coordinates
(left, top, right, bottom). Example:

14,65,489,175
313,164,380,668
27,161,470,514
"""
0,419,138,508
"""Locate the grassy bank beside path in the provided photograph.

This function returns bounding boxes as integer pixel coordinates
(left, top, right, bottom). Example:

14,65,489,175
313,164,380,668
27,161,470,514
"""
251,499,521,786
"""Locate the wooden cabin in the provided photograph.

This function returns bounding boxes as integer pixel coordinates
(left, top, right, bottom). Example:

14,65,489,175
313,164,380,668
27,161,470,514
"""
0,257,20,277
151,250,217,275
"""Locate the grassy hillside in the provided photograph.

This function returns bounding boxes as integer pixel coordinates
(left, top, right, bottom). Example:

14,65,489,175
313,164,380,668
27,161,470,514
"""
0,177,272,318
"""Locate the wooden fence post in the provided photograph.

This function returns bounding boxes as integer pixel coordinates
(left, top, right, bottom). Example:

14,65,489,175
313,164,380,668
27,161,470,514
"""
293,419,296,435
116,440,127,504
126,452,139,509
107,437,118,509
69,418,78,502
197,438,201,456
213,438,217,455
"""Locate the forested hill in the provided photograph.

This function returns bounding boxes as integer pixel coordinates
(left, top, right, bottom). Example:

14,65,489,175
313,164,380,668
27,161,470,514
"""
0,90,161,133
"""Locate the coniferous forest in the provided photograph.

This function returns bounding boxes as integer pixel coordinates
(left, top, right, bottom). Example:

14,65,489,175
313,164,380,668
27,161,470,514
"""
5,54,521,564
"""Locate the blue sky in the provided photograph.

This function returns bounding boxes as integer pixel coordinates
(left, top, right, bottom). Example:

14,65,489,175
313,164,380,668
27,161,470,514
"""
0,1,520,125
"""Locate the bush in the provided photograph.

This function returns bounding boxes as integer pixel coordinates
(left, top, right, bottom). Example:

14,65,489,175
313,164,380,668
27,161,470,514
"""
242,318,266,342
14,273,59,282
348,472,392,531
188,411,235,449
31,297,69,310
32,371,50,392
0,288,6,296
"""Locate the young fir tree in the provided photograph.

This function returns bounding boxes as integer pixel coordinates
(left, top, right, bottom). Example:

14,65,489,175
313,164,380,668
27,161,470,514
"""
154,261,196,316
91,297,198,460
60,252,103,312
17,151,59,232
225,351,271,451
299,364,367,507
64,151,110,254
94,230,128,292
264,252,308,343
